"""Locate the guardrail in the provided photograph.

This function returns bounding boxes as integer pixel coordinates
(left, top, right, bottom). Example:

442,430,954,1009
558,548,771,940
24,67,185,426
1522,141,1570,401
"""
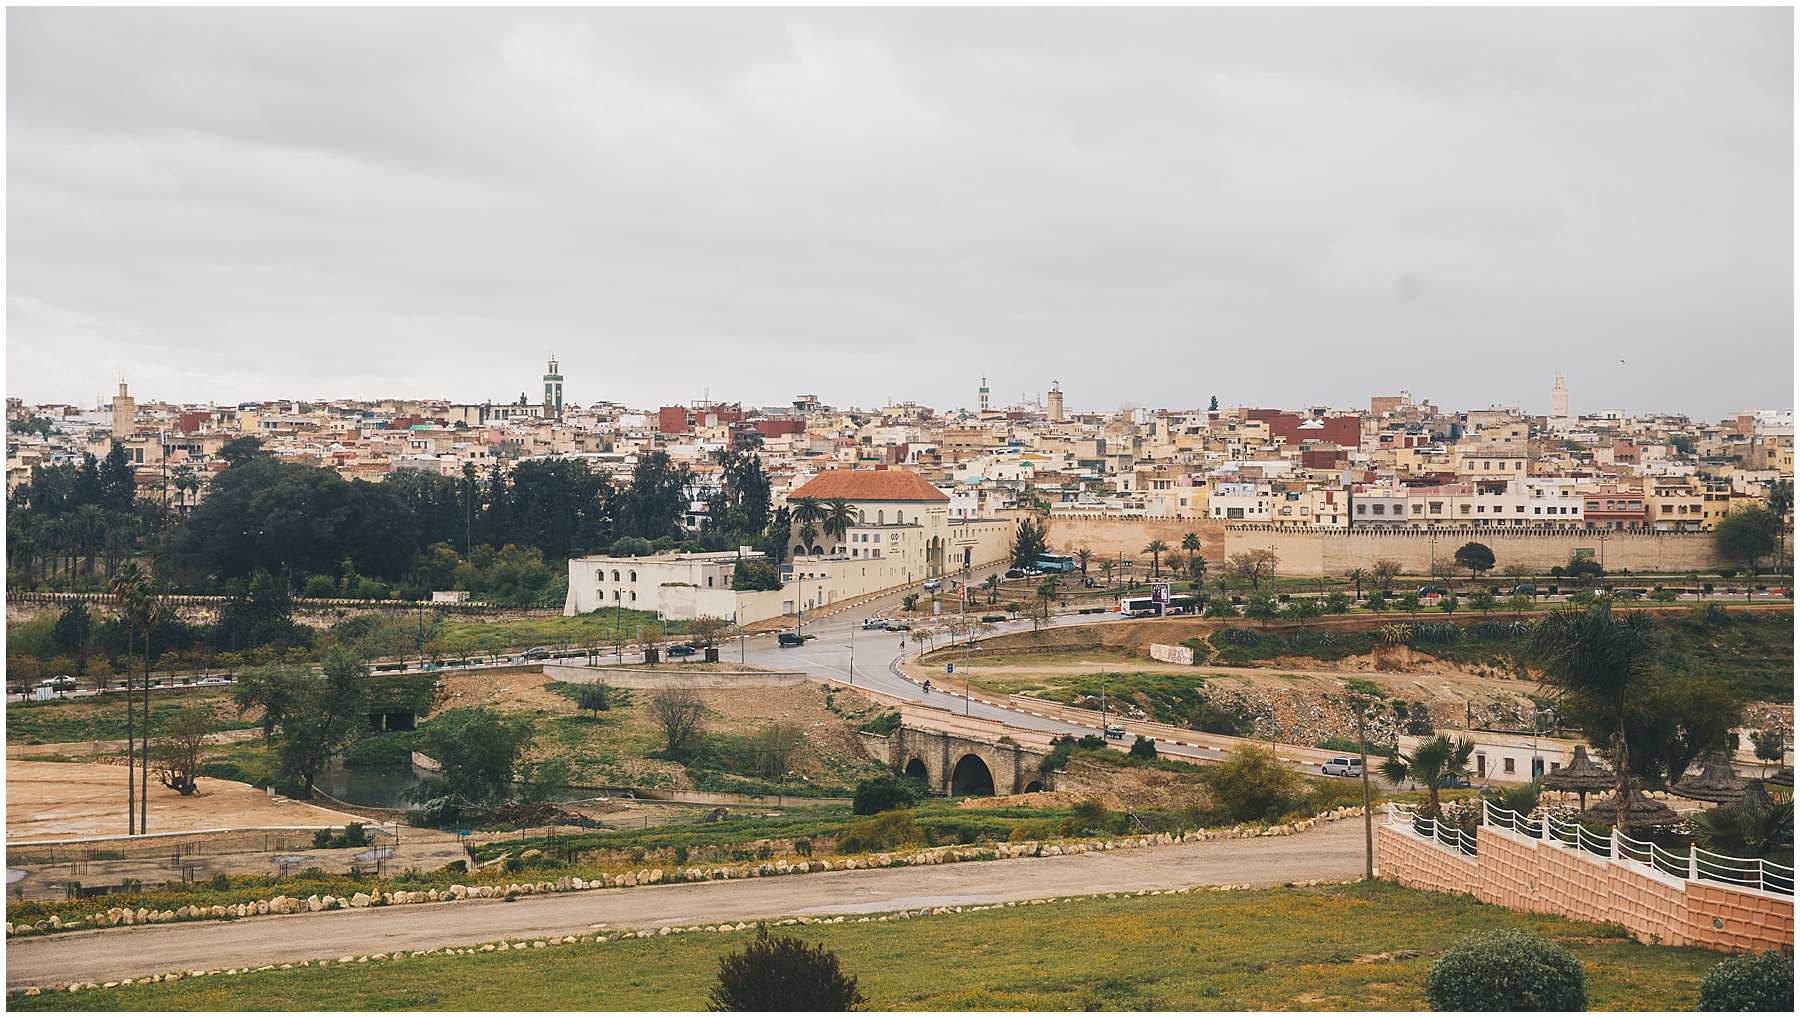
1389,799,1794,896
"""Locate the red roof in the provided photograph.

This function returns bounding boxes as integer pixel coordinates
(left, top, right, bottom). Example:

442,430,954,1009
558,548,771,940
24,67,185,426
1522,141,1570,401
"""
788,468,948,503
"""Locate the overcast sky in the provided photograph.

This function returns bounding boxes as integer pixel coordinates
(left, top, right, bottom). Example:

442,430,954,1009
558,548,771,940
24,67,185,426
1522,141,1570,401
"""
7,7,1793,420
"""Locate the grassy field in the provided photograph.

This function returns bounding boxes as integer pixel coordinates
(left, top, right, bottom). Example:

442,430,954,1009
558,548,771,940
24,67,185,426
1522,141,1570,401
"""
3,688,248,745
9,882,1721,1010
435,610,685,652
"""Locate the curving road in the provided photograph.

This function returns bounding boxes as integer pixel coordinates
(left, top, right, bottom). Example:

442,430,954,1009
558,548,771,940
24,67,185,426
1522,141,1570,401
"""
4,819,1364,989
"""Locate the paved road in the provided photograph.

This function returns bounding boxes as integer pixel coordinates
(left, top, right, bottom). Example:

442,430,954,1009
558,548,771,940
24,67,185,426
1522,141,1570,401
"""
4,819,1365,989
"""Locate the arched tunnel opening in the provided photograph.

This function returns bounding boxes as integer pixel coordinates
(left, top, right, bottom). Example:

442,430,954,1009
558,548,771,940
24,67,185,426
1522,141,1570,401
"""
1024,780,1043,793
903,758,929,783
950,754,996,797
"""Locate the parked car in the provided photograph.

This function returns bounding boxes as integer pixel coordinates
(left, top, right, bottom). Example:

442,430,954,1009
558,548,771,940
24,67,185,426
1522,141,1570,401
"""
1321,756,1363,777
195,675,233,687
1003,568,1027,580
980,614,1007,623
922,579,943,592
1442,774,1473,789
1103,724,1127,740
666,644,697,658
777,632,805,648
522,646,552,661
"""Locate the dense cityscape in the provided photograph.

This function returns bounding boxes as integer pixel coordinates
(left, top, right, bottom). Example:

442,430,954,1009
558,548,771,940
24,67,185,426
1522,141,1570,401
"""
5,6,1794,1014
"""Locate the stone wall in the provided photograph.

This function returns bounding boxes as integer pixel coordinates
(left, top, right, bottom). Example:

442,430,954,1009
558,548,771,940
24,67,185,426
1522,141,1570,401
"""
1044,516,1224,562
1148,643,1194,665
1377,822,1794,952
541,665,810,689
1226,526,1725,577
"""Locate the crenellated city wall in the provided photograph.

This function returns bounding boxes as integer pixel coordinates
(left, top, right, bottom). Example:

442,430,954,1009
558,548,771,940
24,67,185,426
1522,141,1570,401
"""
1224,526,1726,576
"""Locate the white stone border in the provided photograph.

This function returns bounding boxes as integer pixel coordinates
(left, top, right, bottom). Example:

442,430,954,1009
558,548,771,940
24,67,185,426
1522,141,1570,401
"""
5,808,1366,940
13,872,1364,997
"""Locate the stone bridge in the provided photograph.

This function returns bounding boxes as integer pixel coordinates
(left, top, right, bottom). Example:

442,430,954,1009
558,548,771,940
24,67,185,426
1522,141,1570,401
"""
862,724,1053,797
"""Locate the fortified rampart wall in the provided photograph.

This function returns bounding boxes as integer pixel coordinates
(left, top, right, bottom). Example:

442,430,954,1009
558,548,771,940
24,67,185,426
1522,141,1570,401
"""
1224,526,1726,577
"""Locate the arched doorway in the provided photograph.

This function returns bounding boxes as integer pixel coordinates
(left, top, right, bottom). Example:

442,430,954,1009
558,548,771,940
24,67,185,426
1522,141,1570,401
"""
1023,780,1043,793
950,754,995,796
903,758,928,783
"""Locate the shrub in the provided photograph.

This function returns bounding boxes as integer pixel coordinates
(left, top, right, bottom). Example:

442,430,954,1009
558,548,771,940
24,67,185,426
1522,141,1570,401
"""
838,809,921,854
792,838,812,858
709,926,865,1010
303,575,338,598
1697,950,1792,1011
673,845,690,865
1205,746,1304,823
852,776,918,816
609,536,655,558
1425,928,1586,1011
1128,735,1158,759
1064,798,1116,836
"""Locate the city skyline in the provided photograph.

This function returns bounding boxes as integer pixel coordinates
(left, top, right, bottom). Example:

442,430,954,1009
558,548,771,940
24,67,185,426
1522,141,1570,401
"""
7,7,1793,418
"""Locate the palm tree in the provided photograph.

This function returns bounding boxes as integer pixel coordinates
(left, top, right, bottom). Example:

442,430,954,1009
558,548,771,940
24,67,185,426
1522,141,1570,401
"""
1344,568,1366,600
1189,555,1208,587
1380,735,1475,818
797,522,819,556
983,573,1000,605
1181,532,1201,580
1099,560,1116,591
1143,539,1169,578
73,503,106,577
821,498,856,550
1075,547,1093,580
790,496,824,530
1530,603,1659,834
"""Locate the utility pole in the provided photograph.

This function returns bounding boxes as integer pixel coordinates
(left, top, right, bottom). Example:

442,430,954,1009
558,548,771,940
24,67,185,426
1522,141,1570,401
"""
1356,704,1374,881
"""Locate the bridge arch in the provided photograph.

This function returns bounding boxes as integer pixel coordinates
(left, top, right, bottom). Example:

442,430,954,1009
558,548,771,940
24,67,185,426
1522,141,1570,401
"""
903,758,929,783
950,754,996,796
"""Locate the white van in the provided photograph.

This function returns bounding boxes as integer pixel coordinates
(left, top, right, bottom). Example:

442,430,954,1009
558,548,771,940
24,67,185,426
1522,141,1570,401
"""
1322,756,1363,777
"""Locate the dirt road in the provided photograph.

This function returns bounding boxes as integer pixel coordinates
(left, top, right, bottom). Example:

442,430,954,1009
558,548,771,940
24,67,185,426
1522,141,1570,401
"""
5,820,1365,989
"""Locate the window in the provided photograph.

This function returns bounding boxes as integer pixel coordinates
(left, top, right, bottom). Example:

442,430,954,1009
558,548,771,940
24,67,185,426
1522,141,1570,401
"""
706,576,713,587
1502,758,1516,774
612,570,620,581
629,571,637,582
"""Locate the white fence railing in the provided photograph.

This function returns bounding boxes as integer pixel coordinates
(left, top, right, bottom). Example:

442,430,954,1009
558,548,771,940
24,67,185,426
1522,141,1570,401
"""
1385,802,1478,857
1387,800,1794,896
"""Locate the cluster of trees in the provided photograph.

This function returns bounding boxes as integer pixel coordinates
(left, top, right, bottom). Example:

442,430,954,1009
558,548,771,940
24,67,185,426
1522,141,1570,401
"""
6,444,169,588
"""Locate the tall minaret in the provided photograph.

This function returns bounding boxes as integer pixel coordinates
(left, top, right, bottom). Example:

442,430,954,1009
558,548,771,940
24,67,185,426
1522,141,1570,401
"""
111,381,136,439
543,355,564,417
1047,381,1065,423
978,375,990,413
1551,374,1568,418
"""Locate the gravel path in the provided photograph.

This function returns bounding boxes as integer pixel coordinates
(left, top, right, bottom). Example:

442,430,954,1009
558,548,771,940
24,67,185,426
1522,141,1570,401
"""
5,819,1366,989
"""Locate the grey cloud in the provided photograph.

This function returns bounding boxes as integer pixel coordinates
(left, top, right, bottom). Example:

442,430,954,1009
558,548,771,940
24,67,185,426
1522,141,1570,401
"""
6,7,1792,417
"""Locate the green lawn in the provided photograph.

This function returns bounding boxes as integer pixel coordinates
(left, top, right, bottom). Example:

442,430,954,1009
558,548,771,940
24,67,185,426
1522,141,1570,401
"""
9,882,1720,1010
4,689,247,745
435,610,685,653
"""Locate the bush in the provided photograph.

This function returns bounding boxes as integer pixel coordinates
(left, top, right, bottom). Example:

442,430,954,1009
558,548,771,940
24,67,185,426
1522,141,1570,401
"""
709,926,865,1010
1697,950,1792,1011
208,873,232,891
1205,746,1304,823
838,809,922,854
609,536,655,558
1425,928,1586,1011
1129,735,1158,759
303,575,338,598
852,776,918,816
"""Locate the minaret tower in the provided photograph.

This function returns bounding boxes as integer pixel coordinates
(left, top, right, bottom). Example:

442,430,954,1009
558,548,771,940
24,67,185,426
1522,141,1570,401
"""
543,355,564,417
1551,373,1568,418
979,376,990,413
1047,380,1065,423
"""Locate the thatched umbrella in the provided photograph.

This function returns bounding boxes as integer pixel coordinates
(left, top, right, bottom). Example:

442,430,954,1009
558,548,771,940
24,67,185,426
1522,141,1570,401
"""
1671,752,1750,805
1543,746,1615,812
1579,785,1680,828
1736,779,1776,814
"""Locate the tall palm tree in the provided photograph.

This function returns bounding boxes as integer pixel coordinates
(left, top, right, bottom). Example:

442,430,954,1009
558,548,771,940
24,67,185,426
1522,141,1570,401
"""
1074,547,1093,579
1530,603,1660,834
1344,568,1366,600
1380,736,1476,819
73,504,106,577
983,573,1000,605
797,522,819,556
1181,533,1201,582
790,496,824,529
1143,539,1169,578
822,498,856,549
112,563,161,834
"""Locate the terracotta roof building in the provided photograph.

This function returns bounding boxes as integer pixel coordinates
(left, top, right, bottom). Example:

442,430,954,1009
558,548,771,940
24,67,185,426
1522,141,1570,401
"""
789,468,949,503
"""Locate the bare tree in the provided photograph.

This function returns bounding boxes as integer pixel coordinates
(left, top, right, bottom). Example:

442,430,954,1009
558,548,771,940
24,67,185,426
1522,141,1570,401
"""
753,722,804,778
649,685,706,754
1371,559,1403,592
151,708,211,796
1224,548,1279,590
686,616,730,648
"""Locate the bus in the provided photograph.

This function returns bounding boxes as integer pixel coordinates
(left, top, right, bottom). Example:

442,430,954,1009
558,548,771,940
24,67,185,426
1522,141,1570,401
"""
1119,595,1160,617
1120,594,1200,617
1035,553,1079,574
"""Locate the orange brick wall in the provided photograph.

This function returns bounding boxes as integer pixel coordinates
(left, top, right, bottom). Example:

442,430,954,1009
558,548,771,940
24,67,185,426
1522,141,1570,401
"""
1378,823,1794,953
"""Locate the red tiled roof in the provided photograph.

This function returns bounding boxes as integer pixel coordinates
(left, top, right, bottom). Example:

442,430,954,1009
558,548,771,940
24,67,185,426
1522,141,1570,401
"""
788,468,949,502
